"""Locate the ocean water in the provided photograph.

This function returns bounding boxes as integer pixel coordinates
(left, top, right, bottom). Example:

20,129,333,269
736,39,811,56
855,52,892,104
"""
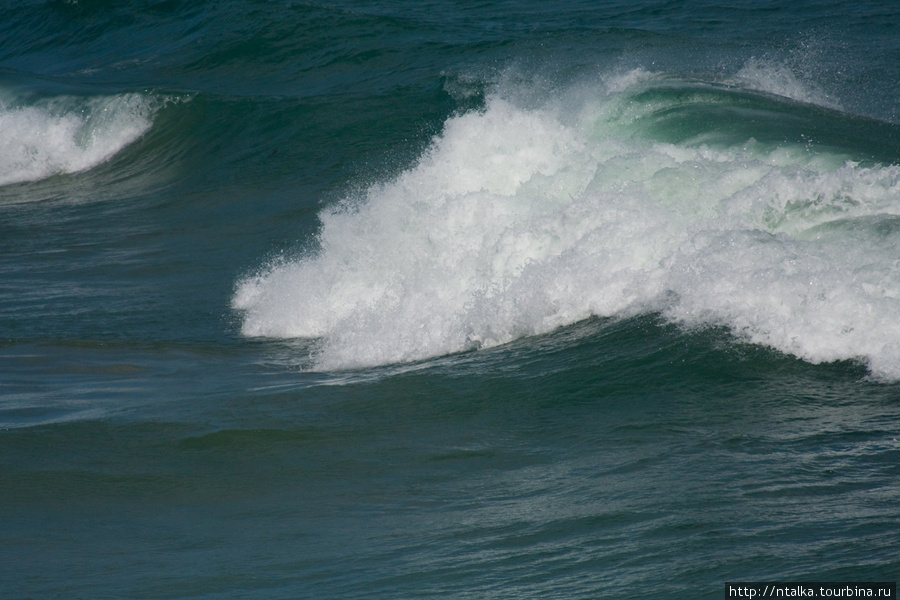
2,1,900,598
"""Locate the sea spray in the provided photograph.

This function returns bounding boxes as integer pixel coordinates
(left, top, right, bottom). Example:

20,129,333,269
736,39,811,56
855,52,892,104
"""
234,66,900,377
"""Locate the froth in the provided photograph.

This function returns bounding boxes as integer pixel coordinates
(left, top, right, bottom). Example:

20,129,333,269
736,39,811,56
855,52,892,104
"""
0,93,157,186
234,69,900,378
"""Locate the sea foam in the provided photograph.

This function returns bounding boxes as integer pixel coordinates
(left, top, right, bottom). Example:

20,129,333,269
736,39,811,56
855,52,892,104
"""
234,66,900,378
0,92,157,186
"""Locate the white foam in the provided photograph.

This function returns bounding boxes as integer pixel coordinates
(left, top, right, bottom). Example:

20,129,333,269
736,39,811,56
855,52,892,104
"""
234,70,900,378
0,93,157,186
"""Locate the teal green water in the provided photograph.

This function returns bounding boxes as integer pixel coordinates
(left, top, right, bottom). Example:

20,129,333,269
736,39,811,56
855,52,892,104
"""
2,2,900,598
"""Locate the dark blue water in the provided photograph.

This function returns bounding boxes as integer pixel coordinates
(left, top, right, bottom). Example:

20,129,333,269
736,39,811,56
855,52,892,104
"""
2,2,900,598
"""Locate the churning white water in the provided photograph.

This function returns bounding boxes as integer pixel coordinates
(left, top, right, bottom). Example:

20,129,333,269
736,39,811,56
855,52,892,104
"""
0,92,158,186
234,66,900,377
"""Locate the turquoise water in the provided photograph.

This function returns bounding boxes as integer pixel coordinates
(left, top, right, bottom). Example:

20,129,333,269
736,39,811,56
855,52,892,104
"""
2,1,899,598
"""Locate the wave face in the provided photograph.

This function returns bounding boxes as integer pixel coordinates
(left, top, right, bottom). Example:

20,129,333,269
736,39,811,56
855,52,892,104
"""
233,64,900,377
0,89,161,186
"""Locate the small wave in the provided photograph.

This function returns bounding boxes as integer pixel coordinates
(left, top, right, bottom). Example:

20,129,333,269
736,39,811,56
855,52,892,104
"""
234,67,900,378
0,91,164,186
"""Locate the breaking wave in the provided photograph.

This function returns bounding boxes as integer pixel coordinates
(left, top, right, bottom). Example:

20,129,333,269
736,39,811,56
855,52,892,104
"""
234,63,900,378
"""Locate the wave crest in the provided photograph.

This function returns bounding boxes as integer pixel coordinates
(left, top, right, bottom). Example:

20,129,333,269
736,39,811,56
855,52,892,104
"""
234,68,900,378
0,92,163,186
